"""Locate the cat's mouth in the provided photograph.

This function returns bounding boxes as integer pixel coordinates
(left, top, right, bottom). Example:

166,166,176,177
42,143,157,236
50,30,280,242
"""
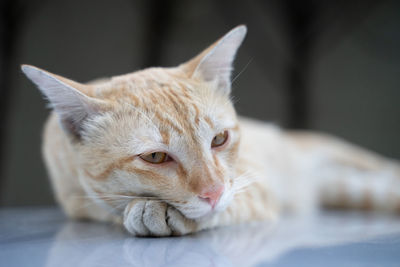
176,191,233,220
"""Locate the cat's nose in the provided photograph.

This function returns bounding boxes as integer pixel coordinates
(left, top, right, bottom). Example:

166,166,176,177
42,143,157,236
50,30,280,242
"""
198,185,224,208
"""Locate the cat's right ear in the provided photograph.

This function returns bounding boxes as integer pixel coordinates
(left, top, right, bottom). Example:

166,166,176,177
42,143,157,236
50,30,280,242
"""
181,25,247,94
21,65,107,139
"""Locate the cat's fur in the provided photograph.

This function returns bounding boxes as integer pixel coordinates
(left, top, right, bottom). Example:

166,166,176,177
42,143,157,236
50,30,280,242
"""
22,26,400,236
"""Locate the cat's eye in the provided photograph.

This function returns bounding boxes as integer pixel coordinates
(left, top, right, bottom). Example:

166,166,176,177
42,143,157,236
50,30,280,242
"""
211,131,229,148
140,152,170,164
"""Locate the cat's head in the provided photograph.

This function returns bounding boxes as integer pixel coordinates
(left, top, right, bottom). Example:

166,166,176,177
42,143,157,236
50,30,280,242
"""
22,25,247,219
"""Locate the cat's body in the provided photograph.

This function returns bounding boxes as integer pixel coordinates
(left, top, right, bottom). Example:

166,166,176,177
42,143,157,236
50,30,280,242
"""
23,26,400,236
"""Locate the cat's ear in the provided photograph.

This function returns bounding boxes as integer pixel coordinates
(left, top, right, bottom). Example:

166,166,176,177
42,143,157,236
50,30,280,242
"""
181,25,247,94
21,65,107,138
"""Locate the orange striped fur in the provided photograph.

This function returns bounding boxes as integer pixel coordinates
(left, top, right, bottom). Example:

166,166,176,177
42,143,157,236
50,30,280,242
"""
22,26,400,236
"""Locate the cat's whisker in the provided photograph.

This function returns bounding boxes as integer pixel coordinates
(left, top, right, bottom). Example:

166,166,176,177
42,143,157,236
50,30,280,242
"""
233,178,257,191
232,171,259,193
68,197,106,213
72,195,130,201
90,193,157,199
113,201,132,212
231,58,252,85
72,195,130,215
82,193,176,207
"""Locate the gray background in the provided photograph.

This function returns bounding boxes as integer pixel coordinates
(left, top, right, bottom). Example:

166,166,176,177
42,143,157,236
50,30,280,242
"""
0,0,399,206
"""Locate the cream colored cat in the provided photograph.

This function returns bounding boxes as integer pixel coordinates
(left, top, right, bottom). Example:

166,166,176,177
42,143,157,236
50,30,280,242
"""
22,25,400,236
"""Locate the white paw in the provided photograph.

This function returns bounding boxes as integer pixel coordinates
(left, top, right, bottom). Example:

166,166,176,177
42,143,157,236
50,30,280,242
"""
123,199,196,236
166,205,197,236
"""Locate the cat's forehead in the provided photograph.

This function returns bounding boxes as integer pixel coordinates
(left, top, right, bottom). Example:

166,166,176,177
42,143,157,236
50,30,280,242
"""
111,67,190,89
98,68,195,100
97,67,234,122
93,67,237,147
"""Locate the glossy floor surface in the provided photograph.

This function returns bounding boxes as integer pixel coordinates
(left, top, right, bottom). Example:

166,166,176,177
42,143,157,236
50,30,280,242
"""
1,207,400,267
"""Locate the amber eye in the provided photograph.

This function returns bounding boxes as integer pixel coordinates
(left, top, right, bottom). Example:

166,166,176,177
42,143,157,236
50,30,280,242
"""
211,131,229,148
140,152,170,164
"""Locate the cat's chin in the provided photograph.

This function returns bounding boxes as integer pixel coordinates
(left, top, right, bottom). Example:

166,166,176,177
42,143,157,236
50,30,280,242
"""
186,211,216,221
180,204,228,220
180,209,212,220
175,205,216,220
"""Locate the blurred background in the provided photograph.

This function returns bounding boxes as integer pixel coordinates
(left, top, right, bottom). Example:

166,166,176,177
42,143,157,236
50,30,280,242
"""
0,0,399,207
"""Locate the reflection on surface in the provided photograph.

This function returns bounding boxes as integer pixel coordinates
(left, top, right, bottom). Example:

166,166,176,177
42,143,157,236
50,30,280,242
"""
45,212,400,267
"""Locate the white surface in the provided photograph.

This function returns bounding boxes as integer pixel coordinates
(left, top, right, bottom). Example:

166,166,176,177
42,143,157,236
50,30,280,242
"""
1,207,400,267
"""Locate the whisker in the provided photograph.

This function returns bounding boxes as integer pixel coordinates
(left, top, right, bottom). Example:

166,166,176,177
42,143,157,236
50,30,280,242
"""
232,171,259,193
79,193,176,205
231,58,253,84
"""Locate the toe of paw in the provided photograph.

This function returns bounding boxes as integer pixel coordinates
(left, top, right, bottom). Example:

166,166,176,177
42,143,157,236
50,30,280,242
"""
143,202,171,236
123,201,149,236
166,207,196,236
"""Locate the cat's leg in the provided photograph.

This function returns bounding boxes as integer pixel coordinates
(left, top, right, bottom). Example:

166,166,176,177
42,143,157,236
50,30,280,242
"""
318,155,400,213
122,187,277,236
287,131,400,213
123,199,198,236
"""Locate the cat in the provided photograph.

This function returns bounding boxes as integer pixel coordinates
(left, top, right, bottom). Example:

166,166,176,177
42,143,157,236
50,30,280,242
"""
22,25,400,236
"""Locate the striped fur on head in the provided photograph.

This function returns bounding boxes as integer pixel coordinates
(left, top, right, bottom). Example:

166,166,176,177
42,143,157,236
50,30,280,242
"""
22,26,247,219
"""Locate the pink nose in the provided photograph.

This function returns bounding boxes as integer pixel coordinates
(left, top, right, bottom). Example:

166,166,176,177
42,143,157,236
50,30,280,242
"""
198,185,224,208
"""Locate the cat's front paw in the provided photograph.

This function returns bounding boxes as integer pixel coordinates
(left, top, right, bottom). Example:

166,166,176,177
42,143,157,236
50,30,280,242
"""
123,199,197,236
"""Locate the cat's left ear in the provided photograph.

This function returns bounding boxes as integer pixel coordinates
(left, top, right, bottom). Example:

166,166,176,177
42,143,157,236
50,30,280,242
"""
181,25,247,94
21,65,108,138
